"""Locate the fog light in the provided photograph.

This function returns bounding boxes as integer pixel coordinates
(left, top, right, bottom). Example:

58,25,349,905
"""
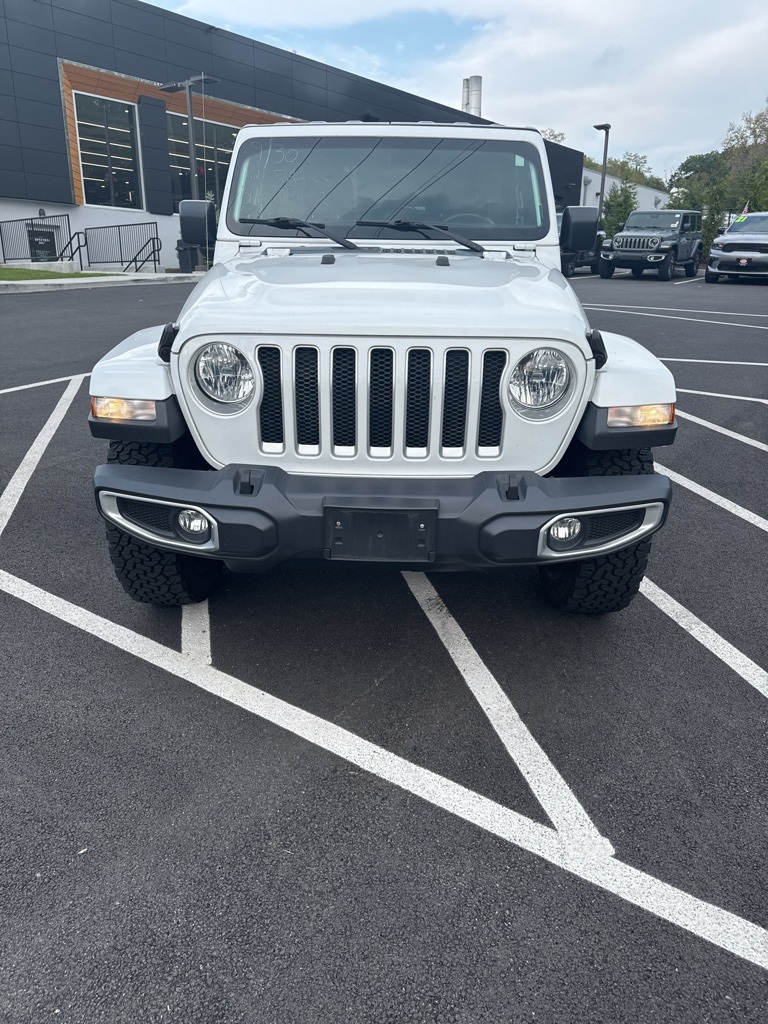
550,517,582,543
175,509,210,542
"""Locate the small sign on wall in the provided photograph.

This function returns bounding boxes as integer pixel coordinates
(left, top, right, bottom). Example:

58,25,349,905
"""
26,227,58,262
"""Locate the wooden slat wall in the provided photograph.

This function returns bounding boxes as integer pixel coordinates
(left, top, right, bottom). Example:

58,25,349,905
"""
59,62,300,207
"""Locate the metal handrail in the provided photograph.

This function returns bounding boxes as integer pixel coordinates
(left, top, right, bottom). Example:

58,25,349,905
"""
57,231,87,271
122,236,162,274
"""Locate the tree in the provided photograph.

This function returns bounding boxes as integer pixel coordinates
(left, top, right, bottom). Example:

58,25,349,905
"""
667,151,727,210
583,151,666,191
541,129,566,143
602,180,637,236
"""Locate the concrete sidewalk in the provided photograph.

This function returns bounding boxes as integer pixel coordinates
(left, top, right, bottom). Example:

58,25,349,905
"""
0,272,204,295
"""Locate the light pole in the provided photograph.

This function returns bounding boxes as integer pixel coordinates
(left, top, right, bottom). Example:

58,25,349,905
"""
593,123,611,228
159,74,218,201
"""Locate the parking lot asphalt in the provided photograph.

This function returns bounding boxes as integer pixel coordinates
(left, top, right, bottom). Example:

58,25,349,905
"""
1,272,767,1022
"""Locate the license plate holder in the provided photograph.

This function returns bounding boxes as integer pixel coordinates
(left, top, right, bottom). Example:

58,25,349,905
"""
324,507,437,562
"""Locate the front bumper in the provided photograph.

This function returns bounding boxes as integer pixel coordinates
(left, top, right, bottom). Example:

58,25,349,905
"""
601,250,669,267
94,464,672,573
708,251,768,276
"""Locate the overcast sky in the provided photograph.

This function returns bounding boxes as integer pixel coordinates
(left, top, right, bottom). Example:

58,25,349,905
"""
150,0,768,179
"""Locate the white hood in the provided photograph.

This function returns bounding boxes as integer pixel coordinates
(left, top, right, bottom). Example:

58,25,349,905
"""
175,250,591,352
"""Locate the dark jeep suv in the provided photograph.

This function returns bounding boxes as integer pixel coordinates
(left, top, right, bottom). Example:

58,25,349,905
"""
599,209,702,280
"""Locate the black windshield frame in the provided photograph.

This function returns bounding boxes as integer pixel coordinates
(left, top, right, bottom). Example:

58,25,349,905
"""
225,135,550,242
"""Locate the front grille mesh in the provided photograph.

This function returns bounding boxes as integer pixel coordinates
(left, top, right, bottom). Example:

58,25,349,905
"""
441,350,469,448
295,347,319,446
118,498,174,535
477,351,507,448
369,348,394,448
257,347,284,445
585,509,644,542
254,343,525,462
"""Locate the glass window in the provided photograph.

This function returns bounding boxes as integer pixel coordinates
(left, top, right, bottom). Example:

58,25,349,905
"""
167,113,238,213
225,136,550,241
76,94,142,209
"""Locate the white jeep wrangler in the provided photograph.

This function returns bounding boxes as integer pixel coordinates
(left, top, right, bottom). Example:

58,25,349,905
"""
89,121,677,613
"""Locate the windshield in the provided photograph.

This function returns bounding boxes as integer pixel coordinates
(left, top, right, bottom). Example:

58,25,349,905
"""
226,136,549,241
726,214,768,234
624,211,682,231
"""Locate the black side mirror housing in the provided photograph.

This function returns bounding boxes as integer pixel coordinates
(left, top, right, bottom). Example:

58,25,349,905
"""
616,222,625,232
180,200,217,246
559,206,599,253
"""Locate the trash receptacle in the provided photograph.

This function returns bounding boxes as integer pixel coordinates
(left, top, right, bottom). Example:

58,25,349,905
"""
175,240,198,273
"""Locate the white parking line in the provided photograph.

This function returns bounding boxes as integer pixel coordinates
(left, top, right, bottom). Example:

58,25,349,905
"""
662,358,768,367
641,580,768,700
403,571,613,856
583,308,768,330
678,389,768,406
0,376,85,540
586,305,768,318
675,411,768,453
0,373,90,395
0,567,766,970
181,601,212,664
673,277,701,285
655,464,768,534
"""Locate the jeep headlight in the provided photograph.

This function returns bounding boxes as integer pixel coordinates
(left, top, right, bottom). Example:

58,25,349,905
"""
509,349,571,410
649,236,660,248
195,343,254,404
613,236,622,248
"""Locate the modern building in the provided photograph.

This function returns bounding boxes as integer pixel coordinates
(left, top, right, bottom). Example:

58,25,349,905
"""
581,171,669,212
0,0,584,268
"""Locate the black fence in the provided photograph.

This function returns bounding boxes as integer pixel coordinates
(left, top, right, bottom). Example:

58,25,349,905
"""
84,222,162,273
0,214,74,264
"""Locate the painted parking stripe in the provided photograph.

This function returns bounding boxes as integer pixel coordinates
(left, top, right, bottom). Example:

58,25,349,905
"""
0,567,766,970
0,373,89,395
662,358,768,367
0,376,85,541
182,601,212,664
641,580,768,700
678,389,768,406
675,411,768,453
586,305,768,318
403,571,613,856
655,464,768,534
583,307,768,331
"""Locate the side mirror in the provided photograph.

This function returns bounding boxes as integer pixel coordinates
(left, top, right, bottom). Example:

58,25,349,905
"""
616,222,625,233
180,199,217,246
559,206,598,253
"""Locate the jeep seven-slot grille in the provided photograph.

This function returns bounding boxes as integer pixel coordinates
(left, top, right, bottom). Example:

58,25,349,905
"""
617,235,656,250
256,344,508,459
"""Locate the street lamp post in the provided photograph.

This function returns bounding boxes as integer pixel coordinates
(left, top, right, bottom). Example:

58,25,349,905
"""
593,123,611,228
159,74,218,201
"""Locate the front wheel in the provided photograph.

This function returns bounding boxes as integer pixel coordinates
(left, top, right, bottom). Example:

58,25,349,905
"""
103,439,222,605
539,538,652,614
704,268,720,283
598,260,615,279
685,253,701,277
658,251,676,280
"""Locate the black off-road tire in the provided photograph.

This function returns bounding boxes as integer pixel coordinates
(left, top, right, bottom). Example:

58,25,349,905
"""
562,258,575,277
539,538,652,614
704,268,720,283
658,251,676,280
598,260,615,278
540,445,655,614
684,252,701,277
104,438,222,605
631,267,644,278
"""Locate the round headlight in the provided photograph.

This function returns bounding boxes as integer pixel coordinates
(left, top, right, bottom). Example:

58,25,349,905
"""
649,236,660,248
195,343,254,404
613,235,622,247
509,349,570,410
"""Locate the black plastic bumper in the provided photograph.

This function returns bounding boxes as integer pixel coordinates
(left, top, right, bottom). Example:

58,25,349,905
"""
94,464,672,573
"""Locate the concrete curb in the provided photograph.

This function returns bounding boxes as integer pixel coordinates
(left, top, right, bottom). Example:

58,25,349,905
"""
0,272,204,294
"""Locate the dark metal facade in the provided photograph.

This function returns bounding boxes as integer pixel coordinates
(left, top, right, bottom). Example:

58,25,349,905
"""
0,0,583,213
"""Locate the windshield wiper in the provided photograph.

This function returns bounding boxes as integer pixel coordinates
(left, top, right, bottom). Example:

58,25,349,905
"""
355,219,485,253
238,217,358,250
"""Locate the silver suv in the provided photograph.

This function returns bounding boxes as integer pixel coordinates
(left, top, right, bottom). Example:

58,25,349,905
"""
705,212,768,283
